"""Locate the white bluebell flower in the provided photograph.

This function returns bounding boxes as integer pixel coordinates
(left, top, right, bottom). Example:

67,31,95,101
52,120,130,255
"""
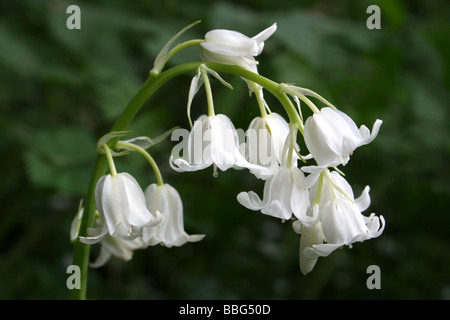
142,183,204,247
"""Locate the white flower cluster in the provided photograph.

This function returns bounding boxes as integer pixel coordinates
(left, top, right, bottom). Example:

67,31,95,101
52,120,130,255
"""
73,23,385,274
72,136,204,268
74,173,205,267
169,24,385,274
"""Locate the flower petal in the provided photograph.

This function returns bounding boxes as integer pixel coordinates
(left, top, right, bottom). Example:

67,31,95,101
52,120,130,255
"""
304,112,339,166
252,24,278,44
169,156,211,172
262,200,290,220
169,115,212,172
298,222,324,274
292,220,302,234
322,199,372,246
299,165,326,189
237,191,265,211
201,29,258,57
304,243,342,258
364,214,385,238
360,119,383,146
79,226,107,245
98,175,129,236
244,113,290,178
209,115,241,171
143,184,205,247
291,170,316,226
70,202,83,242
260,168,294,220
265,113,291,164
355,186,371,212
119,173,154,227
89,245,113,268
251,23,277,55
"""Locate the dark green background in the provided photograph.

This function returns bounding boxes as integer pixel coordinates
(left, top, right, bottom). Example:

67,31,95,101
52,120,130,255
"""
0,0,449,299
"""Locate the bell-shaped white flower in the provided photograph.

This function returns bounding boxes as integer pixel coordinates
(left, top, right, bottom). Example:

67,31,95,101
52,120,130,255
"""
237,166,315,222
292,220,324,275
304,107,382,167
304,170,385,259
201,24,277,100
142,183,205,247
200,23,277,73
88,172,162,241
170,114,265,174
238,124,317,224
244,112,291,179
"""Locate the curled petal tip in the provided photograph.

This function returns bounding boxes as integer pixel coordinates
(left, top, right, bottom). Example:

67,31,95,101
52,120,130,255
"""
253,23,277,44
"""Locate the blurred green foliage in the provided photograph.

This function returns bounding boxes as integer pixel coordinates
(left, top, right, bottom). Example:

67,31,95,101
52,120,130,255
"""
0,0,449,299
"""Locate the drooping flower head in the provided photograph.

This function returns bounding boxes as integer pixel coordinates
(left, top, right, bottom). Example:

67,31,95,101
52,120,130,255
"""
304,107,382,167
237,166,313,222
237,125,317,225
201,24,277,101
200,23,277,73
170,113,268,175
300,170,385,261
244,112,291,179
142,183,205,247
87,172,162,242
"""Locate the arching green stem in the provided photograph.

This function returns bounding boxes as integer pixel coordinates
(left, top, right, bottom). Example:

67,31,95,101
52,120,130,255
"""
117,141,164,186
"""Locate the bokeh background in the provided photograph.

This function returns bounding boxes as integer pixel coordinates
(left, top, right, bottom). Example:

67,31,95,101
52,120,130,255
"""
0,0,449,299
